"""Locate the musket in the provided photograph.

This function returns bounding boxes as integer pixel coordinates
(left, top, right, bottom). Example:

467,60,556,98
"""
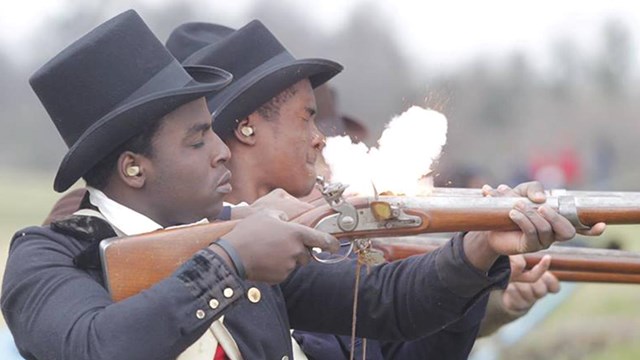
298,180,640,237
372,237,640,284
100,180,640,301
427,187,640,199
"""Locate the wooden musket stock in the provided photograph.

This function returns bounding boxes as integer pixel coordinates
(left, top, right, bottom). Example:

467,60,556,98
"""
101,220,239,302
101,192,640,301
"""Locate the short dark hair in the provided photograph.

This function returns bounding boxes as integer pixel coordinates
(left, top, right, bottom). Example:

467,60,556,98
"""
83,119,163,189
255,85,298,121
218,85,298,141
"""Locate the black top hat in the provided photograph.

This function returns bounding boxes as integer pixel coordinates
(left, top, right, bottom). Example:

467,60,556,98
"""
165,20,343,138
30,10,233,192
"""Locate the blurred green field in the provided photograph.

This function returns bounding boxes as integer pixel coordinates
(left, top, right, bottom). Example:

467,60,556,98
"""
0,169,66,328
499,275,640,359
1,168,640,359
474,224,640,359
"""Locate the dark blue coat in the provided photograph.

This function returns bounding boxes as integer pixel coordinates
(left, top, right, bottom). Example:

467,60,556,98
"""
1,215,509,359
292,292,490,360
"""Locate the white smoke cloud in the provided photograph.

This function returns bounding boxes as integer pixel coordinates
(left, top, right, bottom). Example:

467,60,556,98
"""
323,106,448,196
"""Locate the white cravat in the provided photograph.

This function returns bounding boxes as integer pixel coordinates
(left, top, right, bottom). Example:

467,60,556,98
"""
87,187,164,236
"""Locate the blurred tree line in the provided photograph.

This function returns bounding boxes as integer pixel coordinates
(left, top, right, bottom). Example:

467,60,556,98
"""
1,0,638,190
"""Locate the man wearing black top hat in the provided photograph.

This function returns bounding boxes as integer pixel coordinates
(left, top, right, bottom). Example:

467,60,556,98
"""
164,20,604,359
1,10,344,360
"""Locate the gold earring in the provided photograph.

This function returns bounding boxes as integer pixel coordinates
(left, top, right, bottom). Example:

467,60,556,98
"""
126,166,140,177
240,126,254,137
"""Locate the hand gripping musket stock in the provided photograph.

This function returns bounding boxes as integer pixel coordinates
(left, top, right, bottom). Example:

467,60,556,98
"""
100,178,640,302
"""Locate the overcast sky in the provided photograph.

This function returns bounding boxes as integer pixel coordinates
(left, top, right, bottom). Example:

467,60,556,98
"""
1,0,639,71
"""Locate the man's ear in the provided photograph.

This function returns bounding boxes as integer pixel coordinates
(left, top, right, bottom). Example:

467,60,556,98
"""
117,151,146,189
233,116,257,146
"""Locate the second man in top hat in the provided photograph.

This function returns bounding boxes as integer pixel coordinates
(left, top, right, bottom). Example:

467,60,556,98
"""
165,19,596,359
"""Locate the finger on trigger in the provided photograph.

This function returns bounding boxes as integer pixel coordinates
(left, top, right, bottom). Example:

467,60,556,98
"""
301,228,340,253
324,234,340,253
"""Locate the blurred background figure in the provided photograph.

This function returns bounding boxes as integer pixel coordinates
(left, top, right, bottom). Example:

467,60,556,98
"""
314,83,369,144
310,83,370,186
592,136,617,189
527,146,582,189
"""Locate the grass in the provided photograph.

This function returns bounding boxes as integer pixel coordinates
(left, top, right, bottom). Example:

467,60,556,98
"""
1,168,640,358
0,170,60,230
496,226,640,359
0,169,71,328
499,285,640,359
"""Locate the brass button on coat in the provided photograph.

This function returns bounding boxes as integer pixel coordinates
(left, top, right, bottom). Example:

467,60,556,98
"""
223,287,234,298
195,309,205,319
209,298,220,309
247,287,261,303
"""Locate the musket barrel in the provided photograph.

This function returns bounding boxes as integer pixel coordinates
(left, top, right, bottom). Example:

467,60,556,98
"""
428,188,640,198
552,271,640,284
372,237,640,283
307,195,640,237
374,196,640,233
525,249,640,274
572,197,640,225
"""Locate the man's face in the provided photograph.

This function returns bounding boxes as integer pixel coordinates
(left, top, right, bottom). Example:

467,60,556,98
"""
142,98,231,225
257,79,325,197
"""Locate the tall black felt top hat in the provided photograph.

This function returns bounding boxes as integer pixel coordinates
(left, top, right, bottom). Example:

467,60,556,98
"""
30,10,233,192
166,20,343,138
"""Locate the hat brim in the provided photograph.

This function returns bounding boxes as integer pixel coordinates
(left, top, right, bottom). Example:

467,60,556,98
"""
194,59,342,136
53,66,231,192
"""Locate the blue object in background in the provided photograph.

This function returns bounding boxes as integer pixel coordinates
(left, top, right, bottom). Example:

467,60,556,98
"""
0,328,24,360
